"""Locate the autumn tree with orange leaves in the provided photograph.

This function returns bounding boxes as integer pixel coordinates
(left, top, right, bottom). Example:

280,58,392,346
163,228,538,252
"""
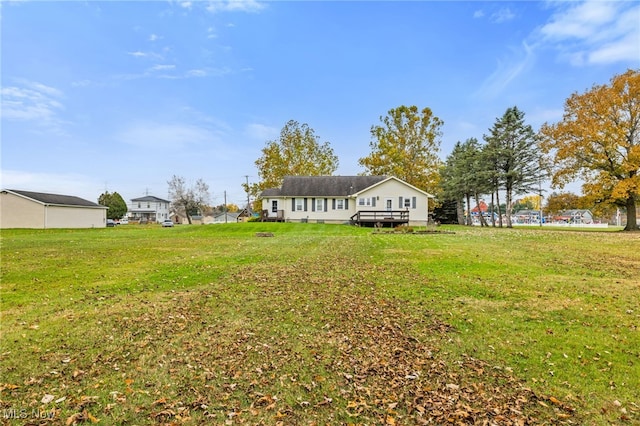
540,69,640,231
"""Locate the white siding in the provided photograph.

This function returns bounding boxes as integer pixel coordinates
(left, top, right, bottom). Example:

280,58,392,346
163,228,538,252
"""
261,177,431,225
358,179,429,225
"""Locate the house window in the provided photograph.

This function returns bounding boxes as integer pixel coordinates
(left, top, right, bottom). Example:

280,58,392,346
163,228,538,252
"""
137,203,141,208
315,198,324,212
271,200,278,213
295,198,304,211
147,203,150,208
358,197,372,207
336,199,344,210
404,198,411,208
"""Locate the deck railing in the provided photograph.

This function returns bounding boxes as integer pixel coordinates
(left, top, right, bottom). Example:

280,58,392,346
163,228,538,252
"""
350,210,409,225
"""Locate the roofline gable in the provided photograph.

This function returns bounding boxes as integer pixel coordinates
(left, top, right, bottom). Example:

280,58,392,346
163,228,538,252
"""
2,189,108,209
352,176,434,198
130,195,171,203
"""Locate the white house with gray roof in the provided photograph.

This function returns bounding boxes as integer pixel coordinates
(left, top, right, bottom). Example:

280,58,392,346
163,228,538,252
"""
259,176,434,226
128,195,171,223
0,189,108,229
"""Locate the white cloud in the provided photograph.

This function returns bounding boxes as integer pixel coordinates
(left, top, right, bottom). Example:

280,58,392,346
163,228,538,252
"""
206,0,265,14
245,123,279,141
186,67,232,77
186,69,208,77
590,32,639,64
150,64,176,71
475,41,536,99
149,33,162,41
537,1,640,65
473,10,484,19
0,80,67,134
180,1,192,10
127,51,164,60
116,122,220,149
71,79,91,87
540,1,617,40
491,7,515,23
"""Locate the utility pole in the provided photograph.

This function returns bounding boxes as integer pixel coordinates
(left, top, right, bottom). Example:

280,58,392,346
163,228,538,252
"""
244,175,251,213
224,190,228,224
539,180,543,227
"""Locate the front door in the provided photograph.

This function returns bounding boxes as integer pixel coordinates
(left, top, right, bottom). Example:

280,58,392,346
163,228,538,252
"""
385,198,393,211
271,200,278,216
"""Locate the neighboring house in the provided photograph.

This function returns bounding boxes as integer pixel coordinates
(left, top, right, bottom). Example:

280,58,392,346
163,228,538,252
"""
212,212,240,223
513,209,542,225
259,176,434,227
128,195,171,223
0,189,108,229
554,209,594,224
236,208,253,222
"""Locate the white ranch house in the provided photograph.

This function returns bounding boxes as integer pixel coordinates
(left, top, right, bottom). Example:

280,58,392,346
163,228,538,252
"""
260,176,434,227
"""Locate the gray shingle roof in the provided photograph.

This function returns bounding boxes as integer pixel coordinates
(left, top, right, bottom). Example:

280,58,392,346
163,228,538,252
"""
262,176,387,197
131,195,171,203
260,188,281,197
6,189,106,208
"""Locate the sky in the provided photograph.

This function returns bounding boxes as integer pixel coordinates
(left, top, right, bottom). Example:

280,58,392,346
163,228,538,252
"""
1,0,639,207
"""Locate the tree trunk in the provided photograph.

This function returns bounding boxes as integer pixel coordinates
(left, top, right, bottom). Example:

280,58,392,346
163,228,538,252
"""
505,188,513,228
457,199,465,225
624,196,638,231
490,193,496,227
496,190,503,228
465,194,472,226
186,214,192,225
475,193,488,227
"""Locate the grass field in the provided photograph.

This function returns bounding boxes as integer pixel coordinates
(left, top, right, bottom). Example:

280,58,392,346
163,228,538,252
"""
1,223,638,425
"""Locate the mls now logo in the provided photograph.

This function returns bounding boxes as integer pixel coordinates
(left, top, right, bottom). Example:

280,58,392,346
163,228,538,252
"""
2,408,55,420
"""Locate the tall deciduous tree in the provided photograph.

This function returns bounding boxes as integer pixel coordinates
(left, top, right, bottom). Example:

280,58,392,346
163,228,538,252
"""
98,191,127,220
544,192,588,215
167,175,210,224
254,120,338,191
359,105,443,195
540,69,639,231
484,106,540,228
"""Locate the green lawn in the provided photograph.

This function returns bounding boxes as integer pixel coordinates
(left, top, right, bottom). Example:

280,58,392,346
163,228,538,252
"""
1,223,638,425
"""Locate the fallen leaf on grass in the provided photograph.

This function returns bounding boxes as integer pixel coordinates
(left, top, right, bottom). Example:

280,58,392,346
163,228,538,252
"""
66,410,99,425
549,396,562,405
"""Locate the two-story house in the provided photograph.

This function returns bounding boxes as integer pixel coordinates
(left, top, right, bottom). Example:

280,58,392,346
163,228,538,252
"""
128,195,171,223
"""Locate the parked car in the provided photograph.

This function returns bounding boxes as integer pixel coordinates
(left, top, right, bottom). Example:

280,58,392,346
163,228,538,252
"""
106,219,116,227
162,219,174,227
119,218,129,225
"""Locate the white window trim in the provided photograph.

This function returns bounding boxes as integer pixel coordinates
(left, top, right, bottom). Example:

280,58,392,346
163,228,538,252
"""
358,197,372,207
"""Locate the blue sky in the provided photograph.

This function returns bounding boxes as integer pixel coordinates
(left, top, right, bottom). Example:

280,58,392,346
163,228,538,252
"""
2,0,639,206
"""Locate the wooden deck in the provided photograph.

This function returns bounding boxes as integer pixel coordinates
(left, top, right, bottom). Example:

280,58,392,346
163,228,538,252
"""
350,210,410,227
261,210,285,222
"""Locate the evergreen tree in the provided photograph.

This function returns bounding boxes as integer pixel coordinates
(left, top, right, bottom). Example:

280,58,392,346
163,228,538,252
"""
484,107,540,227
